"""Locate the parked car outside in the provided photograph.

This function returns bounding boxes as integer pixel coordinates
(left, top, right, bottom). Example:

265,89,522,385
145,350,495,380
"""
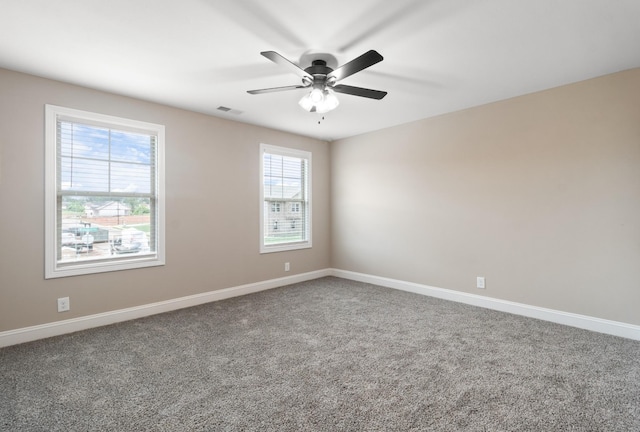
61,232,77,246
61,231,94,251
110,228,148,254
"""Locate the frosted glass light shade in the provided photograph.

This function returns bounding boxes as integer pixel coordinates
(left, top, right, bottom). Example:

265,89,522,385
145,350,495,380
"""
298,88,339,113
315,90,339,113
298,93,315,111
309,88,324,103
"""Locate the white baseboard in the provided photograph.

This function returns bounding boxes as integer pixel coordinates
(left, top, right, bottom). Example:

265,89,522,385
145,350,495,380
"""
0,269,331,348
330,269,640,341
3,268,638,347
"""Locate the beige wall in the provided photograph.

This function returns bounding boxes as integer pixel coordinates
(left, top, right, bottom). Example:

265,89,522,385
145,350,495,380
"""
331,69,640,326
2,66,638,334
0,68,331,332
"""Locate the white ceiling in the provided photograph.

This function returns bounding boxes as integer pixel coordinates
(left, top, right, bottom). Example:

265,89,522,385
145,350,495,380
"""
1,0,639,141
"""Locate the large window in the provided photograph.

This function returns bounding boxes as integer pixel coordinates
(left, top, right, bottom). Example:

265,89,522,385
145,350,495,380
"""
260,144,311,253
45,105,165,278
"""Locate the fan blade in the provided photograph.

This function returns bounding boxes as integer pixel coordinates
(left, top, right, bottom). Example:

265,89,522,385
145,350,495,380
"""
332,84,387,100
261,51,314,82
247,85,308,95
328,50,384,82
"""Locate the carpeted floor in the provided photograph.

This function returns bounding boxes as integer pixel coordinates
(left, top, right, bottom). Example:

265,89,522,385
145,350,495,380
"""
1,277,639,431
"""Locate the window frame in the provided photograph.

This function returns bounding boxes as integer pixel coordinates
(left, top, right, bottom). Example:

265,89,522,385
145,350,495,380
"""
259,143,312,254
44,104,165,278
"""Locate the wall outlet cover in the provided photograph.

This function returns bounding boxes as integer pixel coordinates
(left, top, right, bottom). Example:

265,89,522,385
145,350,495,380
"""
57,297,70,312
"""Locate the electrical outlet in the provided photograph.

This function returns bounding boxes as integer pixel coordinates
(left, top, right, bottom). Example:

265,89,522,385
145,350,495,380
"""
57,297,70,312
476,277,486,289
284,262,290,272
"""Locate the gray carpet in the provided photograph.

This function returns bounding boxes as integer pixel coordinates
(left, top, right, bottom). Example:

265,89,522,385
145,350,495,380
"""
1,277,639,431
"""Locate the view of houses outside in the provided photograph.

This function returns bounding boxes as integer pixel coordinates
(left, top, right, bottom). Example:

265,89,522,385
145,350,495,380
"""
263,151,308,245
60,196,151,261
264,195,305,243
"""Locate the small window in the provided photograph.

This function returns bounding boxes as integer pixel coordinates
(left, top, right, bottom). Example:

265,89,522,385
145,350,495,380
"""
45,105,165,278
260,144,311,253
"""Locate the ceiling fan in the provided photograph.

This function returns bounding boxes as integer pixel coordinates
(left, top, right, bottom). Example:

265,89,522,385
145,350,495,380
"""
247,50,387,114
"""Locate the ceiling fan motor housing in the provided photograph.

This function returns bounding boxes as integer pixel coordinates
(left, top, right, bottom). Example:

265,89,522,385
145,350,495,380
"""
304,60,334,88
304,60,332,76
